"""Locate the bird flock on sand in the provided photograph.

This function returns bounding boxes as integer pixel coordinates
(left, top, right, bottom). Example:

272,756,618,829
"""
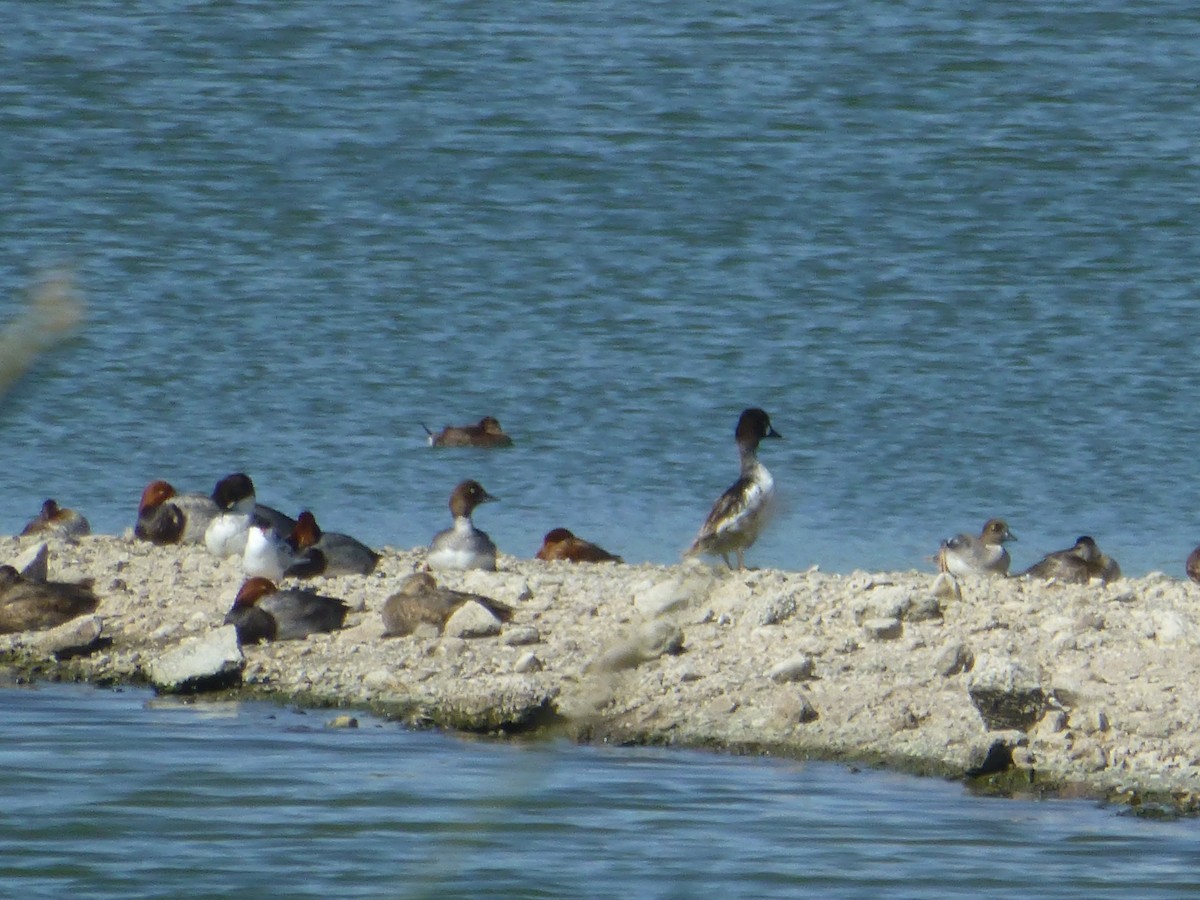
2,408,1180,643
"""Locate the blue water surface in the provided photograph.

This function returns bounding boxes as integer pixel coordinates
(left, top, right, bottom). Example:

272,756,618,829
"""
2,683,1198,899
3,1,1200,576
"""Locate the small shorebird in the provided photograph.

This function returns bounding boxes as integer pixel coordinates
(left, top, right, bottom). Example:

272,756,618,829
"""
936,518,1016,578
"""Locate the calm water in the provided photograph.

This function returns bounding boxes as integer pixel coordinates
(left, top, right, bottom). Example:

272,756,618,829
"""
4,2,1200,891
1,683,1198,900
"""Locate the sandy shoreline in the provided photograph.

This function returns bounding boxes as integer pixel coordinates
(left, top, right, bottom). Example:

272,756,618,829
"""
4,532,1200,815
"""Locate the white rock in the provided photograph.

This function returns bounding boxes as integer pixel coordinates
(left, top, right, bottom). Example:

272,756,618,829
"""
969,654,1043,694
863,617,902,641
865,586,908,619
633,574,712,618
148,626,243,693
1034,710,1068,737
588,621,685,673
502,625,541,646
774,692,819,725
11,541,49,581
443,601,502,638
935,641,974,677
1151,610,1193,644
33,614,104,658
514,652,543,673
767,655,815,683
363,669,393,688
746,591,798,626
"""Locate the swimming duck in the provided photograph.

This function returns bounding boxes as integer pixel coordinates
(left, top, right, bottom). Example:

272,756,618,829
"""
284,510,380,577
242,525,296,582
535,528,623,563
134,480,219,545
0,564,99,634
936,518,1016,578
20,499,91,540
381,572,513,637
1020,536,1121,584
427,480,499,571
685,408,781,571
422,416,514,448
222,577,349,644
205,473,296,558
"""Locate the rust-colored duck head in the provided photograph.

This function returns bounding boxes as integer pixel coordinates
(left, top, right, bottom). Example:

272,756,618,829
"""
287,511,323,551
138,480,177,515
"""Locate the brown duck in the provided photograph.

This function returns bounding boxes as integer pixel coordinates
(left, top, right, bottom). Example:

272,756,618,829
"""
535,528,623,564
1020,536,1121,584
422,416,514,448
382,572,513,637
0,565,99,634
20,499,91,540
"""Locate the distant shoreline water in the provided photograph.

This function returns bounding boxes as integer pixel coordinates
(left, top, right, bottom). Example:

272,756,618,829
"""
6,681,1200,898
5,1,1200,581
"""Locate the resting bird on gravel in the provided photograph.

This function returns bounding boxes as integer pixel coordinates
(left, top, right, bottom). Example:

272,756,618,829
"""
936,518,1016,578
535,528,623,564
0,565,99,634
223,577,348,644
20,499,90,540
1186,545,1200,584
205,473,295,558
1019,536,1121,584
381,572,512,637
135,480,218,545
242,525,297,582
284,511,380,578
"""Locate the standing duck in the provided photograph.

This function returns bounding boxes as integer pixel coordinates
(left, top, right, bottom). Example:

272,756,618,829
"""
427,480,499,571
685,408,781,571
